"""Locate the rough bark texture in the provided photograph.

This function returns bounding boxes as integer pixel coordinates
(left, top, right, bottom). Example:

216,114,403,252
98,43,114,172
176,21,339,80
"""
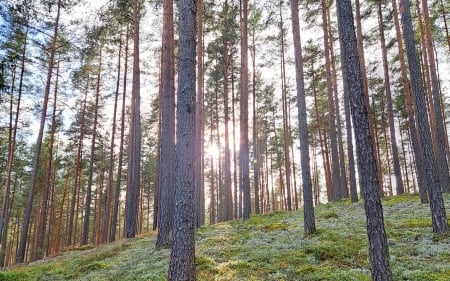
391,0,427,202
341,54,358,203
421,0,450,193
157,0,175,247
289,0,315,235
195,0,205,227
167,0,197,279
125,0,141,239
240,0,251,220
336,0,392,280
400,0,448,234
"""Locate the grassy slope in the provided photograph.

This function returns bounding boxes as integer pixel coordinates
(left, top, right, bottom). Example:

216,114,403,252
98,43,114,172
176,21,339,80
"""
1,194,450,281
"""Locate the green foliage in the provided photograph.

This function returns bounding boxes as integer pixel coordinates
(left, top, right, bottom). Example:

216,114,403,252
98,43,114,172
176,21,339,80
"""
2,194,450,280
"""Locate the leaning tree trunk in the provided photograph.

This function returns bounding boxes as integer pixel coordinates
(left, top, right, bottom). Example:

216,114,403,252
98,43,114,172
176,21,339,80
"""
0,25,28,267
16,0,61,263
35,59,60,261
336,0,393,280
400,0,448,234
421,0,450,193
167,0,197,279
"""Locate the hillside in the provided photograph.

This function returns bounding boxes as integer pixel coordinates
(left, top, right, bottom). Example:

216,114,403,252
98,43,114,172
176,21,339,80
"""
1,194,450,281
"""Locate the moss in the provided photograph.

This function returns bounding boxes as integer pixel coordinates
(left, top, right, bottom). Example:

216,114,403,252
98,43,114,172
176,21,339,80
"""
400,218,432,229
382,194,417,204
3,194,450,280
262,223,289,232
318,210,339,219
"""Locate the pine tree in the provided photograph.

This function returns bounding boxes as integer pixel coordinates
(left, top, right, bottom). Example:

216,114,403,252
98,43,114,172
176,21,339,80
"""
336,0,392,279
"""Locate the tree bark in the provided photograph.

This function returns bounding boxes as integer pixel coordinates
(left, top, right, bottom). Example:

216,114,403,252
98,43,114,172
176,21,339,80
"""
16,0,61,263
102,32,123,244
156,0,175,247
400,0,448,234
35,59,60,261
321,0,341,200
377,0,404,195
289,0,316,234
125,0,142,239
421,0,450,193
240,0,251,220
111,26,129,242
336,1,393,280
0,25,28,267
391,0,428,202
195,0,205,227
82,47,103,246
168,0,197,279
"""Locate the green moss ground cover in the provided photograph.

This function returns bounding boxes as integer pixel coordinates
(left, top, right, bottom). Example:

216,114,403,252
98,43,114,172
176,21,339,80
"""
1,194,449,280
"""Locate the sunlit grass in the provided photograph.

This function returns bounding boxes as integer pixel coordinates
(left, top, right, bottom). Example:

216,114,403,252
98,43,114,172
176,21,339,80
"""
1,194,449,280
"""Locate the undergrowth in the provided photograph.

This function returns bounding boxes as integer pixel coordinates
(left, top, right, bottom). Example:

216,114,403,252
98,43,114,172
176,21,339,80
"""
1,194,449,280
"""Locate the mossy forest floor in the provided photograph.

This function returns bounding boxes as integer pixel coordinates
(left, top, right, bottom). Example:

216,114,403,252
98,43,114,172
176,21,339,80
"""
1,194,450,280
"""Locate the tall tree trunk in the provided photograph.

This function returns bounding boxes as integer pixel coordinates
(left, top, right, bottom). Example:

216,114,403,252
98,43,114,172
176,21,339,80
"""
321,0,341,200
290,0,316,234
421,0,450,193
168,0,197,278
54,169,70,255
102,33,123,244
240,0,251,220
195,0,205,227
339,33,358,203
355,0,383,191
111,26,129,242
327,7,348,198
16,0,61,263
438,0,450,52
125,0,142,239
337,1,392,279
391,0,428,202
279,1,292,211
156,0,175,247
231,63,239,219
67,87,88,246
209,129,216,225
250,18,260,215
400,0,448,234
0,25,28,267
223,0,233,221
35,59,60,261
82,47,103,246
377,0,404,195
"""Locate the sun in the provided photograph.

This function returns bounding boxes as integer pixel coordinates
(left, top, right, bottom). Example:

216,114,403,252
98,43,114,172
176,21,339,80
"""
207,144,220,159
